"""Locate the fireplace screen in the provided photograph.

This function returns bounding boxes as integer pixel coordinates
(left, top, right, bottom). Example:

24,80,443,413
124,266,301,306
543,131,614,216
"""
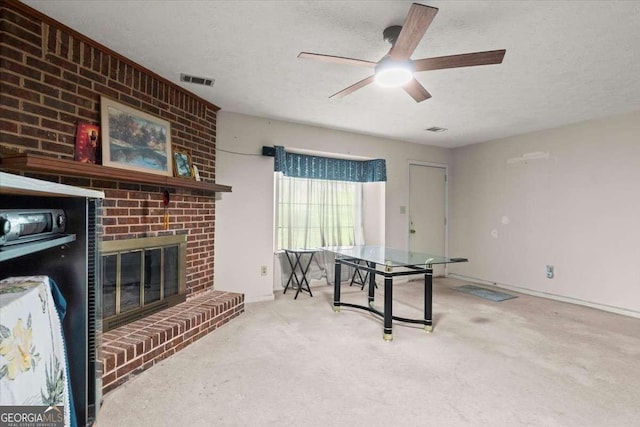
101,235,187,331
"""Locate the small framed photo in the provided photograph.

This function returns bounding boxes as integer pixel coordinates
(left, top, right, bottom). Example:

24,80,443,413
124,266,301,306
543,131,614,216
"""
75,121,100,163
173,149,193,179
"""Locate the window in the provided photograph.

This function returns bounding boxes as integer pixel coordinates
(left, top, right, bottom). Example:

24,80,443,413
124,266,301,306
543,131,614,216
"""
276,173,364,250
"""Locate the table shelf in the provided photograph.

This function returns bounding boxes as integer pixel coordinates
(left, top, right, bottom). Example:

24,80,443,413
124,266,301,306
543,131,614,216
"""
0,234,76,262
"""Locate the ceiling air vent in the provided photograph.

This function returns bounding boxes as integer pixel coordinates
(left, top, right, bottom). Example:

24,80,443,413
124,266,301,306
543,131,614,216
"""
180,73,215,87
425,126,447,133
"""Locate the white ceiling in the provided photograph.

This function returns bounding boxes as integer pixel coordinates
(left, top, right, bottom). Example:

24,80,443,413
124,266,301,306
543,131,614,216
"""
24,1,640,148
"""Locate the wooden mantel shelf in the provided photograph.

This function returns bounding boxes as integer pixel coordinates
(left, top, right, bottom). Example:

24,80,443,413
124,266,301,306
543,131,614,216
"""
0,154,232,193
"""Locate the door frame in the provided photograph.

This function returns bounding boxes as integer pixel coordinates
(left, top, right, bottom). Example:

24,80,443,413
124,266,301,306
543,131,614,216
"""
407,160,450,275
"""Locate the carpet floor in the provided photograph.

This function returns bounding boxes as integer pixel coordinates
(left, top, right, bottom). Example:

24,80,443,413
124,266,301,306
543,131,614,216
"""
97,277,640,427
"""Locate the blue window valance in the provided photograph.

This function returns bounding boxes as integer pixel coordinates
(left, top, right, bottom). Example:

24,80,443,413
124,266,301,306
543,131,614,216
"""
274,146,386,182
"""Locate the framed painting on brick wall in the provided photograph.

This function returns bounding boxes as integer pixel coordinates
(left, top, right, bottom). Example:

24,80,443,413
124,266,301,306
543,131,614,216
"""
100,96,173,176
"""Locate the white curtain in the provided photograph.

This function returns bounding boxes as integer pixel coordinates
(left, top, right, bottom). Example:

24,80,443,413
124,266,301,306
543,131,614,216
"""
276,173,364,250
275,173,364,286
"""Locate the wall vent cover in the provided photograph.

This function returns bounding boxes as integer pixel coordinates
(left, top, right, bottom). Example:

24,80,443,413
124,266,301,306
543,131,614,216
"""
180,73,215,87
425,126,447,133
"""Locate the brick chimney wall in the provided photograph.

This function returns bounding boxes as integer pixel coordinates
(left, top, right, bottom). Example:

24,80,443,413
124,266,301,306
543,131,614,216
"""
0,0,220,297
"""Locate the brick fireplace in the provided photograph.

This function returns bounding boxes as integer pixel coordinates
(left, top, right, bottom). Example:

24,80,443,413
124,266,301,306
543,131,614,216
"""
0,0,243,394
101,234,188,331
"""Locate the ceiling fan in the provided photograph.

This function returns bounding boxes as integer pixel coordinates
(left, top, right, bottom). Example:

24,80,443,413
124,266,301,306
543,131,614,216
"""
298,3,506,102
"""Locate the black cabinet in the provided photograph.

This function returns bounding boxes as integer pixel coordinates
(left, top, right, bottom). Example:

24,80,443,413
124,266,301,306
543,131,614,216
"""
0,172,103,426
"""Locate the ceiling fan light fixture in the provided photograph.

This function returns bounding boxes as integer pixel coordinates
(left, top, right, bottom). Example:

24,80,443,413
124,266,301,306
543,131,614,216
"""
374,58,414,87
299,3,505,102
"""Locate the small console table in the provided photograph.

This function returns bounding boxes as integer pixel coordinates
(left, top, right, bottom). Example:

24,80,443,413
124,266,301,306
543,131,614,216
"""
283,249,320,299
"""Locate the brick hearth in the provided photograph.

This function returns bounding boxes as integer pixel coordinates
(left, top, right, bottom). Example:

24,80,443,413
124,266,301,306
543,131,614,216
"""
100,290,244,394
0,0,243,398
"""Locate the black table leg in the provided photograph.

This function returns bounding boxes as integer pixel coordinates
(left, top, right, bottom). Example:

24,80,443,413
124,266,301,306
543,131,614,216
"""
294,252,315,299
349,261,362,288
367,261,376,306
424,267,433,332
383,276,393,341
283,251,299,295
333,258,341,311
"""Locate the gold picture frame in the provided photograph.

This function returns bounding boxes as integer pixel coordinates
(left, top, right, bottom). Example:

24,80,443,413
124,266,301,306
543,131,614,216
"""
100,96,173,176
173,148,194,179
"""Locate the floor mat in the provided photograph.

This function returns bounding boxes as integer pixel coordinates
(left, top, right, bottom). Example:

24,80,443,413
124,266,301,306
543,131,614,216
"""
454,284,517,302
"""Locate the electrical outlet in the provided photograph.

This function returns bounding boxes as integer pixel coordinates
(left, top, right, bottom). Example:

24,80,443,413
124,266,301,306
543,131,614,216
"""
260,265,268,276
546,265,554,279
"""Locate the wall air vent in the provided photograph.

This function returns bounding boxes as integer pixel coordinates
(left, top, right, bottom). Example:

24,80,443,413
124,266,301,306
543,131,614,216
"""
180,73,215,87
425,126,447,133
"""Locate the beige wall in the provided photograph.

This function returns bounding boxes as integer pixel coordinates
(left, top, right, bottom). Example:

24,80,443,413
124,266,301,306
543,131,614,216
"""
214,112,451,302
449,111,640,315
215,110,640,315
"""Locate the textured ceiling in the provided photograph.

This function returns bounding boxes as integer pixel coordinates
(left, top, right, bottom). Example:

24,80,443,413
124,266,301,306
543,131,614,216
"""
23,1,640,148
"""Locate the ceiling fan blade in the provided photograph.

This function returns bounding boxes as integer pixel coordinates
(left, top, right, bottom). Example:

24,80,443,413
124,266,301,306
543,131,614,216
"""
329,75,375,99
403,78,432,103
414,49,506,72
389,3,438,60
298,52,377,68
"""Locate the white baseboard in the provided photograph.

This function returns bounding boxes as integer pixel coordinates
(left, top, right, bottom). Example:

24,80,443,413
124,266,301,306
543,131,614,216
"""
447,273,640,319
245,293,275,303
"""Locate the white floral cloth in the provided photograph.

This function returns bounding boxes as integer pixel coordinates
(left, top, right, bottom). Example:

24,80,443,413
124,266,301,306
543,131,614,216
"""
0,276,71,427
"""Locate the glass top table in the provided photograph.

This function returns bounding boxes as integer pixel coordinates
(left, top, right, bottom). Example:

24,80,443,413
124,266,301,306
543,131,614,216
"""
322,245,467,269
322,245,468,341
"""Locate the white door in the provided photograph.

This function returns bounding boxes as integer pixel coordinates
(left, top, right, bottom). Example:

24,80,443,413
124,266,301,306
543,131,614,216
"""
409,164,447,276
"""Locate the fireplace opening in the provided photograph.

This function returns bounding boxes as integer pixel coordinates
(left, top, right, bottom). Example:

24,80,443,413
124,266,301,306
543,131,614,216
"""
100,235,187,331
